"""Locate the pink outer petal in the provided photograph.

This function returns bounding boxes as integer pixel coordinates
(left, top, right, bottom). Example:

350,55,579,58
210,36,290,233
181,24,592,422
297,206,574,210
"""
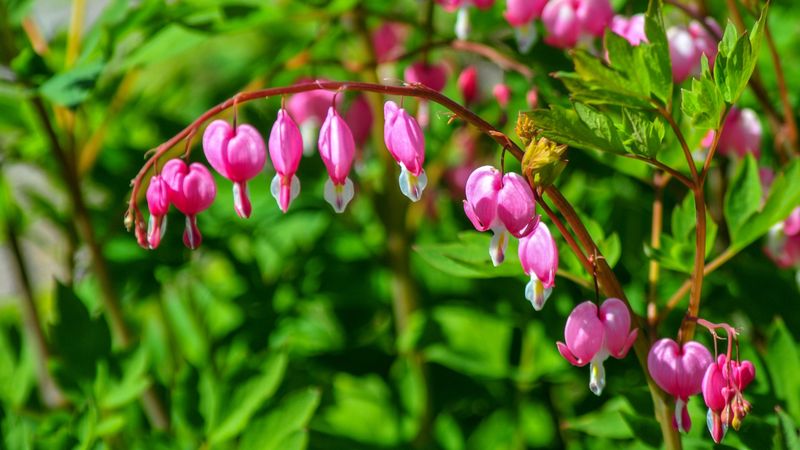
563,301,604,365
269,109,303,177
203,120,234,178
319,107,356,185
386,108,425,176
497,173,537,238
667,26,698,83
225,124,267,182
179,163,217,214
648,338,681,397
146,175,170,216
598,298,635,358
463,166,502,231
676,341,713,399
784,207,800,236
457,66,478,104
518,222,557,288
702,362,727,412
504,0,546,26
542,0,581,49
557,341,584,366
576,0,613,36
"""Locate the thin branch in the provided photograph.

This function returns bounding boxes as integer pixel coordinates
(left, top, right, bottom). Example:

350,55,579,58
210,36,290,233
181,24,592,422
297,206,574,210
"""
764,24,799,159
656,105,699,183
647,172,667,329
624,153,694,188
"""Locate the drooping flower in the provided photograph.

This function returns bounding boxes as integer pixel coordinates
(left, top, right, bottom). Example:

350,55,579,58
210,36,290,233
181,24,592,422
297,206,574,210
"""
518,222,557,310
458,66,479,105
145,174,170,250
702,107,762,159
345,94,374,150
702,355,756,443
319,106,356,213
384,100,427,201
286,83,337,155
557,298,638,395
202,120,267,218
542,0,613,49
372,22,408,63
268,108,303,213
463,166,538,265
667,20,720,83
504,0,546,52
493,83,511,109
161,159,217,249
647,339,713,433
610,14,647,46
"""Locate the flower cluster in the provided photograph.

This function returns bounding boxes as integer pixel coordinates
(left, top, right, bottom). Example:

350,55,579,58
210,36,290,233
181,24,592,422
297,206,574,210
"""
647,334,756,443
144,97,427,249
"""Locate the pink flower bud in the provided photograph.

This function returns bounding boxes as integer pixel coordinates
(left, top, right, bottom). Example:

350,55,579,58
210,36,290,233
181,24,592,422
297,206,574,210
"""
668,26,698,83
384,100,427,202
610,14,647,46
702,355,755,443
319,106,356,213
145,174,170,249
345,94,374,149
526,88,539,109
504,0,546,26
716,107,762,159
575,0,613,37
647,338,713,433
372,22,407,63
556,298,638,395
463,167,537,265
161,160,217,249
458,66,479,104
542,0,581,49
268,109,303,213
518,222,557,310
493,83,511,108
404,62,448,92
203,120,267,218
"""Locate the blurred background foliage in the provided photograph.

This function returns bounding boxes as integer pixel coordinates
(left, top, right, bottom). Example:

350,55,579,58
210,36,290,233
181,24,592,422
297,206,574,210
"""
0,0,799,449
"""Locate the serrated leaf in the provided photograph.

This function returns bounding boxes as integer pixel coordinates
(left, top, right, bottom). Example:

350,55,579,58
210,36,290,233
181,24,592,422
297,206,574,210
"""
643,0,672,102
620,108,664,157
714,7,768,104
681,74,724,129
724,154,762,243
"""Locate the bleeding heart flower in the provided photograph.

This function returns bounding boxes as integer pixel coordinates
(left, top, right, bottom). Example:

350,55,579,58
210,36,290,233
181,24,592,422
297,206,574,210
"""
610,14,647,46
458,66,479,104
518,222,557,310
203,120,267,218
161,159,217,249
647,338,713,433
145,174,170,250
384,100,427,202
268,108,303,213
319,106,356,213
702,354,755,443
463,166,538,265
372,22,408,63
557,298,638,395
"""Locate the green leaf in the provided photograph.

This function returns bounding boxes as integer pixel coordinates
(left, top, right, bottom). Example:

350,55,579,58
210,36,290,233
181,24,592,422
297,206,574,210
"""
643,0,672,102
39,61,105,108
724,154,762,243
413,232,521,279
681,67,724,129
620,108,665,157
714,7,768,104
777,408,800,450
766,318,800,422
208,352,288,444
240,388,321,450
621,412,662,447
732,159,800,252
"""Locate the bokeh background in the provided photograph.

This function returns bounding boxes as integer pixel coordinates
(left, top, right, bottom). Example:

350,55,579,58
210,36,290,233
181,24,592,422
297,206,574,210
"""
1,0,799,448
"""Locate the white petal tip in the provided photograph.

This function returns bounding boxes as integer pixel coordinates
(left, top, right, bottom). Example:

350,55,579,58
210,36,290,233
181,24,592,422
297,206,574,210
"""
324,177,354,213
399,167,427,202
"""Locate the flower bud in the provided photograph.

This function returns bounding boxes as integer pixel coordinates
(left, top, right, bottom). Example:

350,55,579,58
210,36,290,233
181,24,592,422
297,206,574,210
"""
493,83,511,108
518,222,557,310
384,100,427,201
319,106,356,213
146,174,170,249
457,66,479,104
268,109,303,213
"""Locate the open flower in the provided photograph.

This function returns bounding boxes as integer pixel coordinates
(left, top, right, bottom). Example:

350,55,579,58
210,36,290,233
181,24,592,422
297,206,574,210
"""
384,100,427,201
319,106,356,213
203,120,267,218
648,338,713,433
145,174,170,250
161,160,217,249
463,166,538,265
557,298,638,395
518,222,557,310
268,108,303,213
702,355,755,443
